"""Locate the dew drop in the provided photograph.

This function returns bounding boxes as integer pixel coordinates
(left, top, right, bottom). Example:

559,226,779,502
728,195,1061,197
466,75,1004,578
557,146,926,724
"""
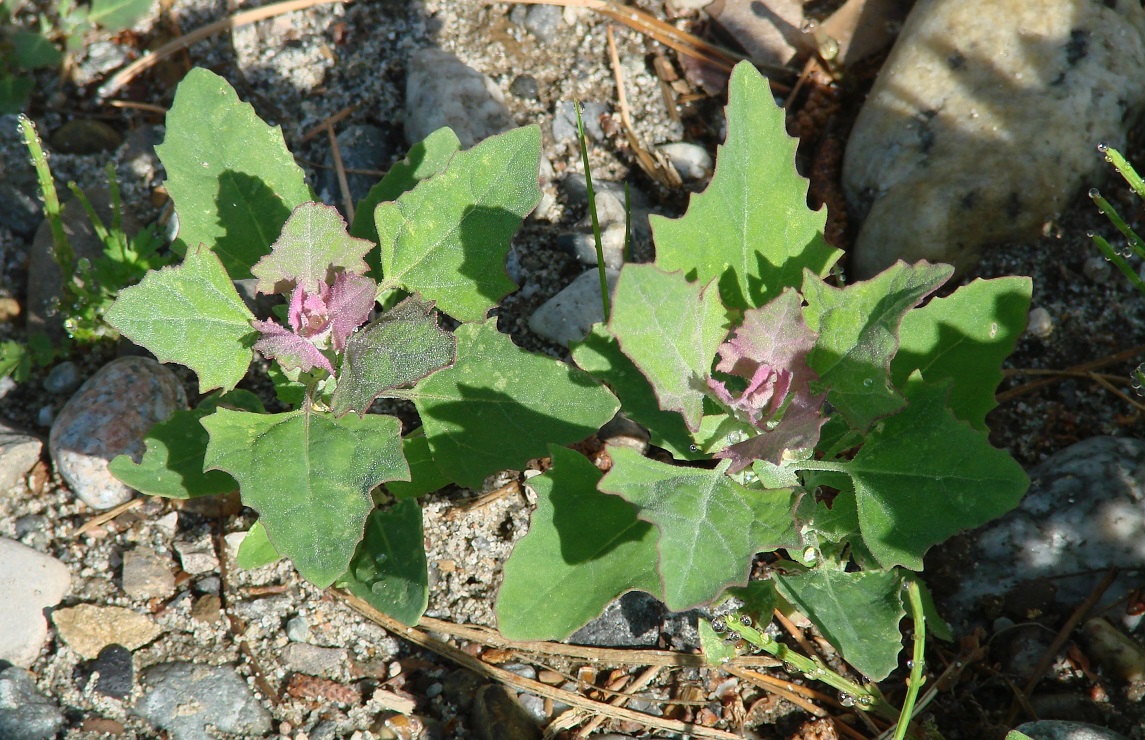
989,322,998,339
201,161,210,168
740,614,753,626
689,444,700,453
905,659,914,669
862,378,874,387
711,617,727,633
840,694,855,707
856,695,874,707
374,552,388,564
759,632,773,645
1089,187,1101,199
1086,230,1096,238
1097,141,1110,153
803,546,818,563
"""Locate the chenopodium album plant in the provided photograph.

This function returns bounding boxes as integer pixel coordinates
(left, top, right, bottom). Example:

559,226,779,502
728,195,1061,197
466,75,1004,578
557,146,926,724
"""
106,61,1030,680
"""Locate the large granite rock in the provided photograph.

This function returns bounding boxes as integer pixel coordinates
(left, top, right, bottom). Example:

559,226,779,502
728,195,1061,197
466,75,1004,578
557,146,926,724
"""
844,0,1145,277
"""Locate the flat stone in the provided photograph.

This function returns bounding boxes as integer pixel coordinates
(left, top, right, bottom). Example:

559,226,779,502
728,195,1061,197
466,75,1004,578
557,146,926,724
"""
706,0,811,68
529,269,619,347
0,418,43,493
135,662,272,740
0,538,70,668
121,547,176,600
50,118,123,154
0,667,65,740
1015,721,1130,740
49,356,187,510
52,604,162,659
174,534,219,575
948,437,1145,625
569,591,663,648
281,642,350,679
405,48,515,148
844,0,1145,277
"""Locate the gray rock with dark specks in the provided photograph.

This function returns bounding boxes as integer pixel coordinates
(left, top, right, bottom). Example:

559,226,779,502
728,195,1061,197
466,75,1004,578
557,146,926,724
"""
405,48,514,149
0,667,65,740
134,662,272,740
844,0,1145,277
49,356,187,510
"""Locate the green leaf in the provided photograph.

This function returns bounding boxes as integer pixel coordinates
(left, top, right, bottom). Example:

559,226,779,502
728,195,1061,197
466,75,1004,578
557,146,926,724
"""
375,125,541,322
725,579,779,623
599,446,799,610
0,341,31,382
699,618,738,666
235,520,281,569
892,277,1032,431
350,127,461,251
105,245,256,393
572,324,705,460
157,67,312,279
650,62,839,310
497,446,661,640
802,261,952,431
846,376,1029,570
11,31,62,69
773,568,906,681
387,432,449,500
108,389,264,499
251,202,373,294
608,264,728,430
0,75,33,114
201,408,409,588
338,500,428,626
406,320,619,489
331,297,456,417
87,0,152,30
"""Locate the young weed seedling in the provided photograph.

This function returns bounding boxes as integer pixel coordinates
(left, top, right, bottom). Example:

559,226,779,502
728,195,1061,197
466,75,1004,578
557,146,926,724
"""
104,63,1030,708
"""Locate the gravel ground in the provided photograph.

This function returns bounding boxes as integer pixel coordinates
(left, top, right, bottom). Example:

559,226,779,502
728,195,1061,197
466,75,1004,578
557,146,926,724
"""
3,0,1145,737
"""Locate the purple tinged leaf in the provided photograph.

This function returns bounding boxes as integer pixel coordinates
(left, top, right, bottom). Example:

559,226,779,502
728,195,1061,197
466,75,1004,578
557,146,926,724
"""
251,201,374,295
251,319,334,374
706,289,826,471
328,272,377,351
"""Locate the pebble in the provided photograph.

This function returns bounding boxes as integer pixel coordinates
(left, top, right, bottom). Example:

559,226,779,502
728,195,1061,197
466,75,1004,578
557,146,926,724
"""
49,118,123,154
706,0,810,67
843,0,1145,278
0,666,65,740
282,643,350,679
569,591,663,647
135,662,273,739
561,175,654,244
1015,720,1130,740
194,575,221,595
49,356,187,510
556,224,626,269
471,685,541,740
552,100,608,143
322,124,395,214
27,187,141,342
522,4,563,43
597,413,650,455
509,74,540,100
86,644,134,699
189,594,222,624
949,436,1145,625
72,41,131,88
405,48,515,148
0,538,71,667
656,142,713,181
516,692,547,724
529,268,619,346
43,361,80,394
0,418,43,493
1082,254,1112,283
1026,306,1054,339
286,615,313,643
121,546,176,600
52,604,162,659
174,534,220,575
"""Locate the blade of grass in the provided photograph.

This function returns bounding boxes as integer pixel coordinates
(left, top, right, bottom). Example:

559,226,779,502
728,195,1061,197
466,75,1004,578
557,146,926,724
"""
1089,188,1145,259
19,114,76,289
575,101,610,321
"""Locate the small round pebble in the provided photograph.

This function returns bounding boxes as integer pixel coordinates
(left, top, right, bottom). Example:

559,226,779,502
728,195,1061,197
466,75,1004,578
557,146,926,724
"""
509,74,540,100
49,356,187,510
1026,306,1053,338
43,361,80,394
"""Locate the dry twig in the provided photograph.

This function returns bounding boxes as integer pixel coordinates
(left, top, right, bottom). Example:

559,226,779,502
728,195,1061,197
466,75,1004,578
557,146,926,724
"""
76,498,142,535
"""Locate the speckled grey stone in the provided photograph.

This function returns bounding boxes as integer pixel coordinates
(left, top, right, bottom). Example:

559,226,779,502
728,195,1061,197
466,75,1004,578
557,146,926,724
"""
49,356,187,510
1015,720,1130,740
949,436,1145,624
528,268,618,347
281,642,350,679
134,662,272,740
121,547,175,601
0,538,70,668
568,591,663,647
844,0,1145,277
405,48,515,149
553,101,608,143
43,361,80,394
173,534,219,575
0,667,65,740
0,418,42,493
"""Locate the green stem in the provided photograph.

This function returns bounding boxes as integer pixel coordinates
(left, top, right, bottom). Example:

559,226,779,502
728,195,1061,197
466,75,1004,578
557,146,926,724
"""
1090,232,1145,295
1089,189,1145,259
19,115,76,286
723,617,899,722
892,580,927,740
574,101,610,321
